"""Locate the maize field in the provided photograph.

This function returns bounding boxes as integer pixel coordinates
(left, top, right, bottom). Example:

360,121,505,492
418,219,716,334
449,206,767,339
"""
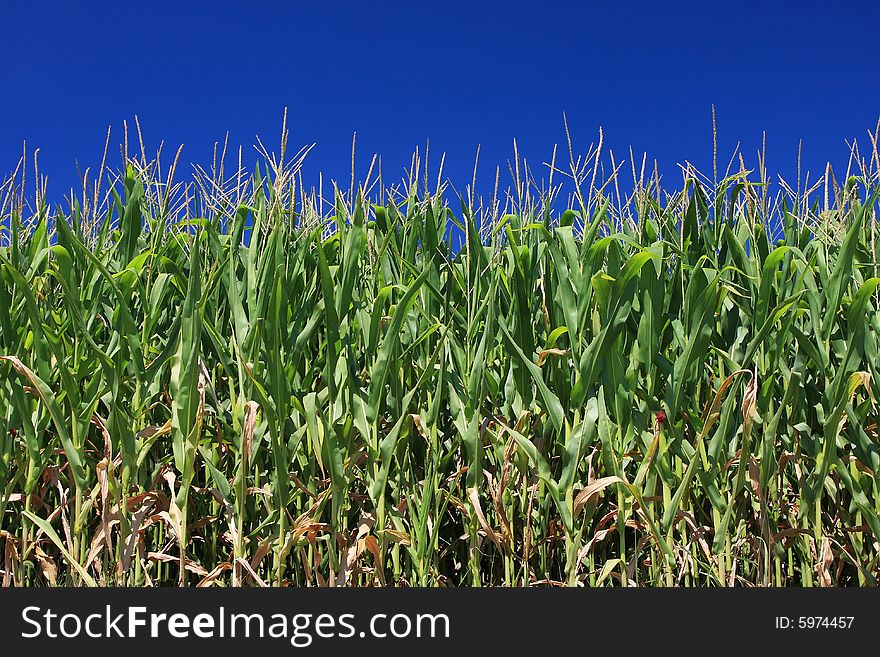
1,125,880,587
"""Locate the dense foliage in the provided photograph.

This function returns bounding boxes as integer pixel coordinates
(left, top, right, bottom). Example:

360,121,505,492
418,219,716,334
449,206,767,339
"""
1,135,879,586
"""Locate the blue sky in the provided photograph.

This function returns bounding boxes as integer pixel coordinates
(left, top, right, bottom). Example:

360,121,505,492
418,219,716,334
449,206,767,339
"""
3,1,880,204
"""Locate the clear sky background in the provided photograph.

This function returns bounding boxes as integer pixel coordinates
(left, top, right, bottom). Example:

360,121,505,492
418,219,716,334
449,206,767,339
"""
3,1,880,205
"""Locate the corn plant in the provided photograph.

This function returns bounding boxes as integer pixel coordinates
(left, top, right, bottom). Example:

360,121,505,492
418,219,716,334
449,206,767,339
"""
0,124,879,587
